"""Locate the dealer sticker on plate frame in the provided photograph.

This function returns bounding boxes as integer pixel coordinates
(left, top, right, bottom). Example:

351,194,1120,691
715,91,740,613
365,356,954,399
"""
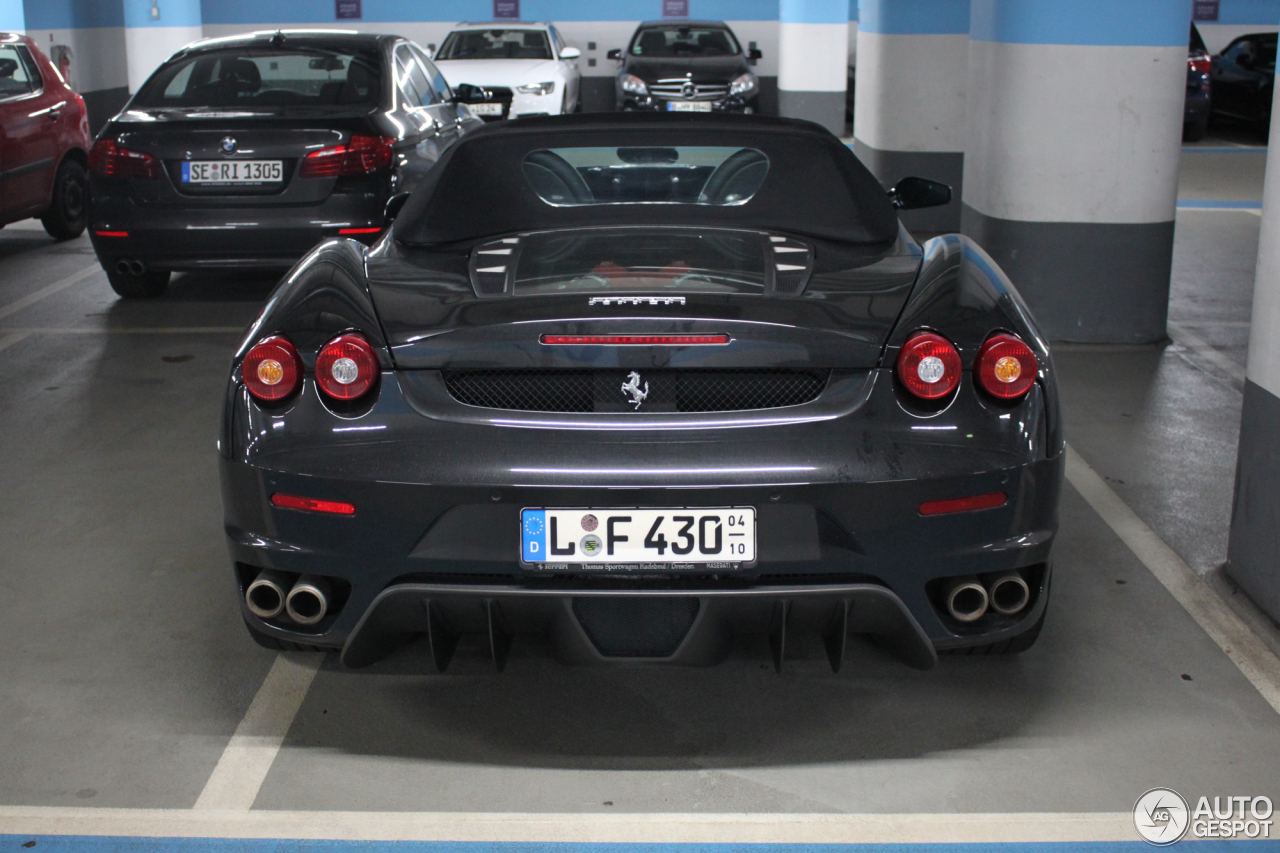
521,507,755,571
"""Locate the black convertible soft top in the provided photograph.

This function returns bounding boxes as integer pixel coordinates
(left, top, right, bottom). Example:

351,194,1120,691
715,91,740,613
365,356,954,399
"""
393,113,899,246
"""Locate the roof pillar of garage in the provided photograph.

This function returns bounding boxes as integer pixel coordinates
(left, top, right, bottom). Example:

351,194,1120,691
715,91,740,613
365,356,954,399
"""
1228,79,1280,625
853,0,969,234
777,0,848,136
960,0,1189,343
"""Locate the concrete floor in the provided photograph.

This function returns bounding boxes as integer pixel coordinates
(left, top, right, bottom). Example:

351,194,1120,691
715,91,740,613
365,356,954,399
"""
0,133,1278,831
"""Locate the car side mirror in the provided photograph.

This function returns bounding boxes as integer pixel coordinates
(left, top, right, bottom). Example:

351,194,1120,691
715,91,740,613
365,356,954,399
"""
425,43,436,59
384,192,411,226
449,82,490,103
607,48,622,60
748,43,762,64
888,176,952,210
559,46,581,60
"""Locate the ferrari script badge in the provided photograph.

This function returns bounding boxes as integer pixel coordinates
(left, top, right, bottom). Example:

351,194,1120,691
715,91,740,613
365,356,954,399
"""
621,371,649,409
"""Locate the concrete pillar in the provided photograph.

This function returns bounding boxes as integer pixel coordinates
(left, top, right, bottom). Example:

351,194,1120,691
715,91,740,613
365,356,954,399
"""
777,0,848,136
847,0,857,69
853,0,968,233
123,0,201,93
960,0,1188,343
0,0,23,32
1227,78,1280,624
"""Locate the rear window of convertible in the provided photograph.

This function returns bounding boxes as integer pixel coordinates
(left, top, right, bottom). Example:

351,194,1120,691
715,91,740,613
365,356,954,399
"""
523,146,770,207
134,48,382,108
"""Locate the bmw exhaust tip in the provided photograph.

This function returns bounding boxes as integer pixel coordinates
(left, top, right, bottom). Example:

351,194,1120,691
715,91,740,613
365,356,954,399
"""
988,572,1031,615
115,260,130,275
285,575,330,626
128,260,146,275
245,569,291,619
945,576,989,622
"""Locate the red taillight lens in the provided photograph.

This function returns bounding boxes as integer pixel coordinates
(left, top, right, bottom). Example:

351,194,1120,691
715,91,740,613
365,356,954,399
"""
919,492,1008,516
299,135,395,178
88,138,161,179
975,333,1038,400
271,493,356,515
896,331,962,399
242,335,302,402
541,334,731,345
1190,55,1211,75
315,333,378,400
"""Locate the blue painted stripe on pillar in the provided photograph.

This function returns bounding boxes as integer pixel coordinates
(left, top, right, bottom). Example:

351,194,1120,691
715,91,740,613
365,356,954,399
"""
0,0,23,30
1215,0,1280,25
125,0,201,28
198,0,781,25
859,0,969,35
780,0,849,25
849,0,857,22
23,0,125,31
970,0,1194,47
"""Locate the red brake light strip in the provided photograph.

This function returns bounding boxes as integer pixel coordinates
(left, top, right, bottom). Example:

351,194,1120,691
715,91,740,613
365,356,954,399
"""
919,492,1008,516
541,334,730,345
339,227,382,234
271,493,356,515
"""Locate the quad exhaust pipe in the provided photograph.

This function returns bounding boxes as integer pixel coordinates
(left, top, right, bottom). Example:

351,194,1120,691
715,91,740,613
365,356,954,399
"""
944,576,989,622
245,569,291,619
246,570,331,625
987,572,1031,615
114,259,147,275
285,575,330,625
941,571,1032,622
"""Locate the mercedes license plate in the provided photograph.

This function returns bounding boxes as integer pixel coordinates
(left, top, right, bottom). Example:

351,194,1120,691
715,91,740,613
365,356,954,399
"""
469,102,504,115
667,101,712,112
182,160,283,184
521,507,755,570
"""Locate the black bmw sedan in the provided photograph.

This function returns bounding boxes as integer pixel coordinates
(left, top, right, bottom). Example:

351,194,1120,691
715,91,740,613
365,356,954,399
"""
608,21,762,113
88,30,483,298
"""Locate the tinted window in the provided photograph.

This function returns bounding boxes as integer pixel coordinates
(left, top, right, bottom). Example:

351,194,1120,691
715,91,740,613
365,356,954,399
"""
0,45,36,98
523,147,769,207
410,45,451,100
630,26,739,57
436,29,552,60
134,48,382,107
395,44,438,106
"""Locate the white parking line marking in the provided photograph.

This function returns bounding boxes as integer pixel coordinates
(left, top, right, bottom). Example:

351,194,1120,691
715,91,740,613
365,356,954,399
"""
192,652,323,810
0,263,100,321
0,806,1135,843
0,330,33,353
1065,445,1280,717
1166,320,1247,383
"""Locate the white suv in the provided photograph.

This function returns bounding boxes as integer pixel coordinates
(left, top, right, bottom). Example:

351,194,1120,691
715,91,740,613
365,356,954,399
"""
432,22,581,120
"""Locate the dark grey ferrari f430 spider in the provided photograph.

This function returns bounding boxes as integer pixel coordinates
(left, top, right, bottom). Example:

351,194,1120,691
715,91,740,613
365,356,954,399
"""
219,112,1063,673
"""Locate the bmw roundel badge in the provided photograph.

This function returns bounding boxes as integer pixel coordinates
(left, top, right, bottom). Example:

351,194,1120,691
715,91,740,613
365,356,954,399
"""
220,136,237,154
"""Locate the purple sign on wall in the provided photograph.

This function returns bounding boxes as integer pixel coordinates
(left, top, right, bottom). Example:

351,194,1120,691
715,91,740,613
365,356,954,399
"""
494,0,520,19
1193,0,1220,22
663,0,689,17
335,0,361,19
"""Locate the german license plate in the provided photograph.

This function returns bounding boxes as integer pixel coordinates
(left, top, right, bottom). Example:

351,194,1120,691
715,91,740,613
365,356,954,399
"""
667,101,712,112
181,160,283,184
469,102,504,115
521,507,755,570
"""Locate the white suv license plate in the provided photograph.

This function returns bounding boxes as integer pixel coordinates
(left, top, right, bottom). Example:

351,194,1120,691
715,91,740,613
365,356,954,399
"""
667,101,712,112
521,507,755,570
181,160,283,184
469,102,504,115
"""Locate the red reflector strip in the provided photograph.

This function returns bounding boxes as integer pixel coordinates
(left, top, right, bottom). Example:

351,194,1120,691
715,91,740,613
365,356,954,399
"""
541,334,730,345
94,231,128,237
919,492,1008,516
338,227,382,234
270,493,356,515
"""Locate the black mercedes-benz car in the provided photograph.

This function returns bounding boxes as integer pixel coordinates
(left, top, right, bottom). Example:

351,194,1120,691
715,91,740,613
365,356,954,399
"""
220,113,1064,673
1211,31,1277,136
607,21,762,113
88,30,483,298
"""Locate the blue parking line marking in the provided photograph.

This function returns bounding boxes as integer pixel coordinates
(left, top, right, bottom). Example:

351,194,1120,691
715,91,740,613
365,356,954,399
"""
1177,199,1262,209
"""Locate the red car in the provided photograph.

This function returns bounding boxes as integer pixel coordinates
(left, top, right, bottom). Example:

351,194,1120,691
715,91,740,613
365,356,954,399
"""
0,33,90,239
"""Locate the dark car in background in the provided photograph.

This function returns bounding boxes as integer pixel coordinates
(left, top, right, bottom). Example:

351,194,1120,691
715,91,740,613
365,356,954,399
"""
0,32,92,239
1184,24,1211,140
1210,30,1277,137
88,30,483,298
608,21,762,113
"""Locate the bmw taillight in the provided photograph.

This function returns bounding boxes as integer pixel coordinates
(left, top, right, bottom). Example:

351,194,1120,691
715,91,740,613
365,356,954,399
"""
975,333,1038,400
243,335,302,402
88,139,161,179
299,135,395,178
315,333,378,400
896,331,962,399
1189,53,1211,76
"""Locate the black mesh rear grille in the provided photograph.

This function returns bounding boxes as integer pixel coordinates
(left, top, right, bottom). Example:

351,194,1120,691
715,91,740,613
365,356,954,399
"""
572,596,700,657
442,369,829,413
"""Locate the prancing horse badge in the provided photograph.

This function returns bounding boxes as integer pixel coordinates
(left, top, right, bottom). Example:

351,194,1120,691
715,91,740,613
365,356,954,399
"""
621,371,649,409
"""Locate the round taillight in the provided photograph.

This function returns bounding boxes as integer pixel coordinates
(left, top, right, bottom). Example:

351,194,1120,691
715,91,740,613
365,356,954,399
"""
976,333,1038,399
315,333,378,401
242,335,301,402
896,331,962,399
